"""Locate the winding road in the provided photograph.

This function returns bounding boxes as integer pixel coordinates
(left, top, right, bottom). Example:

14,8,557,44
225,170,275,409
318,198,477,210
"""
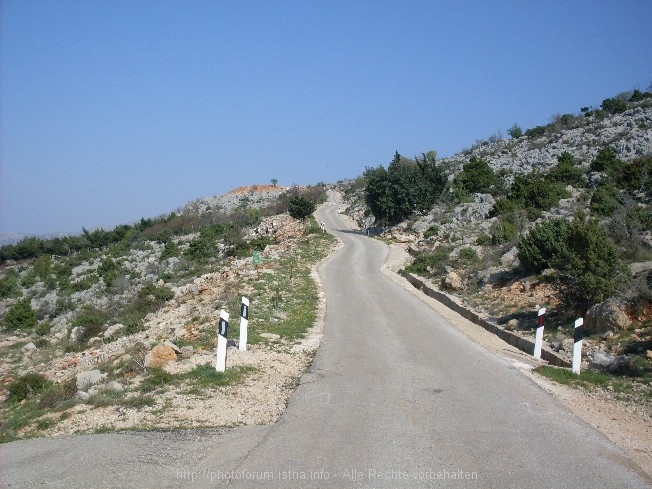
1,195,650,488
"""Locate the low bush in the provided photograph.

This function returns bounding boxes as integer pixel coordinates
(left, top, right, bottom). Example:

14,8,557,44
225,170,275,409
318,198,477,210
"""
517,213,629,311
7,373,50,403
490,220,517,244
4,298,37,331
453,156,505,197
423,225,440,239
405,247,451,276
545,152,584,187
590,184,619,216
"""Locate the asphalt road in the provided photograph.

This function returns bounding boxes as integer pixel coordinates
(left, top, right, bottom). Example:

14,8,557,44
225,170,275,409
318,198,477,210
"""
1,198,650,488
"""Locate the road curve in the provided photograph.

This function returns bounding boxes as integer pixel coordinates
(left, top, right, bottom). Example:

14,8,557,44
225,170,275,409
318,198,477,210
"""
1,197,650,488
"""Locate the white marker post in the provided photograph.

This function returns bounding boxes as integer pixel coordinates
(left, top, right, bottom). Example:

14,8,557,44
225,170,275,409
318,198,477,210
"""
572,318,583,375
239,296,249,351
533,308,546,359
216,310,229,372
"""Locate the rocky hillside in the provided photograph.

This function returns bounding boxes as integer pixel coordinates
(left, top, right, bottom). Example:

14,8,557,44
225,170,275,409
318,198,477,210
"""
0,185,334,441
179,184,288,216
339,94,652,396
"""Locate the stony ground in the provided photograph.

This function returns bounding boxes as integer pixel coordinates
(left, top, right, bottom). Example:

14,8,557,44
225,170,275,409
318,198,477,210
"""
0,211,337,440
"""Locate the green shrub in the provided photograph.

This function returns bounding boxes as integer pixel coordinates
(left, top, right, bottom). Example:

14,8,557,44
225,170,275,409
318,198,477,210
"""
364,151,447,225
517,214,629,311
72,306,107,344
7,373,49,403
122,396,155,408
184,223,228,262
4,298,37,331
35,321,52,336
140,368,174,393
518,219,572,274
489,197,520,217
457,247,479,266
545,152,584,187
33,255,52,280
615,156,652,193
590,147,622,174
453,156,504,196
629,89,652,102
507,123,523,139
601,97,627,114
512,172,570,210
38,379,77,409
490,171,570,218
525,125,547,138
423,225,440,238
405,248,451,276
249,236,273,250
590,184,619,216
159,241,180,261
288,196,316,221
134,283,174,314
0,270,20,298
490,220,517,244
98,258,119,287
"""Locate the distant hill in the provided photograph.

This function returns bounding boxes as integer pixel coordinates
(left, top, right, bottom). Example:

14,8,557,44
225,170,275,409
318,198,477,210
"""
0,232,71,247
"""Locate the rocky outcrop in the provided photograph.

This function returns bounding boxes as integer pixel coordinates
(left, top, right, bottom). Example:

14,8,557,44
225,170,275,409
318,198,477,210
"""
585,299,631,334
443,271,464,291
76,369,107,391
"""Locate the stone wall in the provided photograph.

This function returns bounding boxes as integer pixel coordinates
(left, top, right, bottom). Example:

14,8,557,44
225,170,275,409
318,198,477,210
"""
401,271,571,368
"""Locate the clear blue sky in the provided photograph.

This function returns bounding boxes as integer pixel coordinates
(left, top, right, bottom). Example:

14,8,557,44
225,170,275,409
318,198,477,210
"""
2,0,651,236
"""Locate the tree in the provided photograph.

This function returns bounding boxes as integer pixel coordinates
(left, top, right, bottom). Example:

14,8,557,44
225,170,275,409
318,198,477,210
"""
507,123,523,139
590,184,619,216
509,171,570,211
271,178,278,187
545,151,584,187
517,213,629,311
601,97,627,114
363,151,447,225
288,195,315,220
4,298,37,330
453,156,503,196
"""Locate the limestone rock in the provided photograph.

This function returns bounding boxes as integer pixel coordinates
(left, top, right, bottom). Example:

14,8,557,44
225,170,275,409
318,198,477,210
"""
561,338,574,353
70,326,84,343
163,340,181,354
500,246,520,268
21,342,37,356
88,384,105,396
442,271,464,291
585,299,631,334
505,319,520,331
260,333,281,340
76,391,91,401
588,351,615,371
180,346,194,360
104,324,125,337
76,369,107,391
106,381,124,392
87,336,103,347
144,344,177,368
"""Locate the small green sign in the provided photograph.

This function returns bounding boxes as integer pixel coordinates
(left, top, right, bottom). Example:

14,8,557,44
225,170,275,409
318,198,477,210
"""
253,251,261,265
